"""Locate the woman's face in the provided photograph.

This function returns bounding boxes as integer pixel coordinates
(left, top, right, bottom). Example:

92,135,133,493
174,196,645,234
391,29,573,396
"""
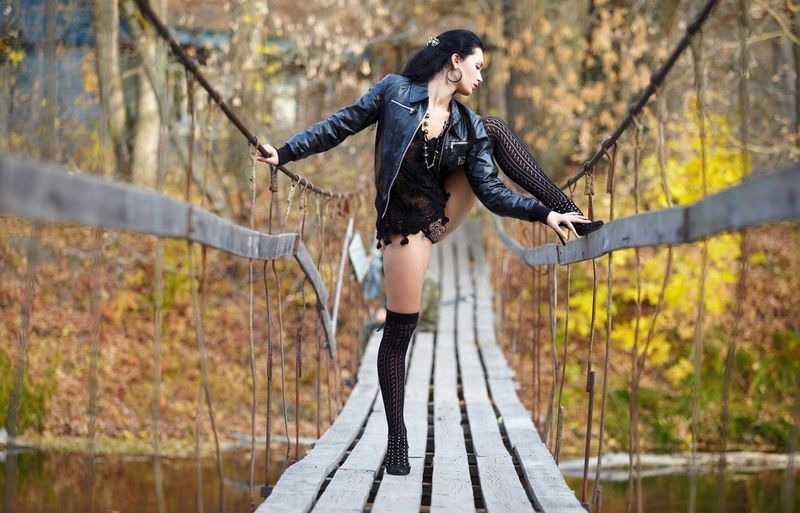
452,48,484,96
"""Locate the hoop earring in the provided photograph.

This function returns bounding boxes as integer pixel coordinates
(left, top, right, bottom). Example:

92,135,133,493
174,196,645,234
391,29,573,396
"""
446,68,463,83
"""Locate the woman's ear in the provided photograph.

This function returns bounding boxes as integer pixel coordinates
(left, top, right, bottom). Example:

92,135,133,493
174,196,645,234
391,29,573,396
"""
451,53,461,67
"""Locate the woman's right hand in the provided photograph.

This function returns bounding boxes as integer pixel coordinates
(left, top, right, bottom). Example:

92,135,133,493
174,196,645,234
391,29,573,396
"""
256,143,279,165
545,210,590,244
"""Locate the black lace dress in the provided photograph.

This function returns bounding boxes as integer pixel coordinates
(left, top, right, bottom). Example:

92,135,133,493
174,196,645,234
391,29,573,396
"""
375,128,453,249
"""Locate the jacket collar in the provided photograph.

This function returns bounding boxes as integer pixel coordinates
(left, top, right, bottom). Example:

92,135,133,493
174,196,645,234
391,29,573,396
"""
408,81,466,140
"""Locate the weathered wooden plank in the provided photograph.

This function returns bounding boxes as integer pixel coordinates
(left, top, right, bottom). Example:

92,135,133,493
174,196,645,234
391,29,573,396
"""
491,164,800,266
357,331,382,386
432,329,468,460
465,222,584,513
254,460,329,513
431,236,475,512
0,156,294,258
452,230,537,513
311,468,375,513
406,332,434,458
429,238,442,280
316,330,431,510
339,407,387,472
0,156,340,356
515,451,587,513
476,456,536,513
371,457,426,513
256,331,383,513
431,454,475,513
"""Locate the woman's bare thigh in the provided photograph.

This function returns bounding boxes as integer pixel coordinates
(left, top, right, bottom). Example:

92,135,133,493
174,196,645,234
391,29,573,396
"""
443,166,477,238
381,231,431,314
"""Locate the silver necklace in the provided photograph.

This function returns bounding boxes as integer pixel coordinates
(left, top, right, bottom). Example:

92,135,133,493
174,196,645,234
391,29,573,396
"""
422,111,449,171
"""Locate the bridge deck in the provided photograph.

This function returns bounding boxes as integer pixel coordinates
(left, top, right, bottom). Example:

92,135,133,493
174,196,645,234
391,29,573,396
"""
257,221,583,512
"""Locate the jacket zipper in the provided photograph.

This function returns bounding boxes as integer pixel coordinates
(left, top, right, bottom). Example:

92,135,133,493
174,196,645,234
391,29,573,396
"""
390,99,416,115
436,124,454,176
449,140,468,150
381,113,425,218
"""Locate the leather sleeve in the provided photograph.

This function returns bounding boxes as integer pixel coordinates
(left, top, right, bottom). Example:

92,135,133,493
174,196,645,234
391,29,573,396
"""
465,117,550,223
283,74,398,161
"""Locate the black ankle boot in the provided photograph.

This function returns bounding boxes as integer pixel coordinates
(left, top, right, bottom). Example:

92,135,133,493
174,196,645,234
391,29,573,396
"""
576,220,604,237
384,432,410,475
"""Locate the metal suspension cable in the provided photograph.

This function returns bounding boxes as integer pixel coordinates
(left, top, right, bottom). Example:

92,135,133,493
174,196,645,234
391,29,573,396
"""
185,74,226,513
560,0,720,191
688,29,710,513
247,142,258,506
132,0,368,200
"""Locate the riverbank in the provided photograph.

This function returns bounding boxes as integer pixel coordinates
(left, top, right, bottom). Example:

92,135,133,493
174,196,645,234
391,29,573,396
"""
0,429,316,458
560,451,800,480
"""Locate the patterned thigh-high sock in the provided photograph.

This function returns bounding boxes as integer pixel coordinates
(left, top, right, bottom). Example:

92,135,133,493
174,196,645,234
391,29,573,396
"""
377,309,418,475
482,116,603,236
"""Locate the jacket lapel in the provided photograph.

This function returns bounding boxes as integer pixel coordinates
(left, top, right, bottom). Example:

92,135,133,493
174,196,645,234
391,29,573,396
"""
408,81,468,141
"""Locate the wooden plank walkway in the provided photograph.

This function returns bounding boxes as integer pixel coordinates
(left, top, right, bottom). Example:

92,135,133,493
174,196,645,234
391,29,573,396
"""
257,220,583,512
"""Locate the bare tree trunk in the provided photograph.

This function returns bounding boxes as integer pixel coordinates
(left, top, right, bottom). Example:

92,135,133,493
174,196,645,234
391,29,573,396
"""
792,5,800,147
132,35,160,185
501,0,522,128
1,62,11,147
93,0,129,178
226,0,267,220
125,0,166,186
41,0,58,160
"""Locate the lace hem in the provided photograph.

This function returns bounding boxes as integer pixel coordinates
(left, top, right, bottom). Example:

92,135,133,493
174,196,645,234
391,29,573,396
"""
376,215,450,249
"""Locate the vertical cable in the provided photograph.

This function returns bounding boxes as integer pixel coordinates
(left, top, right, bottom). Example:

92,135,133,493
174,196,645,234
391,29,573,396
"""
247,141,258,505
593,141,618,512
688,28,709,513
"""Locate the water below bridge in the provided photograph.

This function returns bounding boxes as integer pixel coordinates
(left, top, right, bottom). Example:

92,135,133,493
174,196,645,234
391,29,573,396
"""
1,444,799,512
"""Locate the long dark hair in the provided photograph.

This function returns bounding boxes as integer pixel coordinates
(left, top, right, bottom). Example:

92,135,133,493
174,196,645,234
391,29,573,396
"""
401,30,483,83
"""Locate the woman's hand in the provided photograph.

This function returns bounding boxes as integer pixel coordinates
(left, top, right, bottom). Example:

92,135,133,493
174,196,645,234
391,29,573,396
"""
255,143,280,166
545,210,591,244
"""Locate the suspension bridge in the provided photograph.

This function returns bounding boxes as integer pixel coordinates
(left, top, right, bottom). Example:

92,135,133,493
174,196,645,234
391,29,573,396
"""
2,0,800,511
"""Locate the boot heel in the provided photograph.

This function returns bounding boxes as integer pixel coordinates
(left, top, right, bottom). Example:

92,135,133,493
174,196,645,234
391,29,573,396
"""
576,220,604,237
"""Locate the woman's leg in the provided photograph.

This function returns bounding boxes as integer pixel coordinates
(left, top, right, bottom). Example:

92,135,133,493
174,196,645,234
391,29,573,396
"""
481,116,603,236
382,232,432,313
378,232,431,475
442,166,477,239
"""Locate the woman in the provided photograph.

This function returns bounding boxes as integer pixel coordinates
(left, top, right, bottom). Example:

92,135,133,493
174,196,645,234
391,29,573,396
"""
259,30,601,476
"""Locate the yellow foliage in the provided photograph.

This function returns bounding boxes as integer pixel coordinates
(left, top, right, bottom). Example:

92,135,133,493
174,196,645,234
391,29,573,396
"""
665,357,694,385
9,49,26,65
81,53,98,95
642,105,749,206
259,44,283,56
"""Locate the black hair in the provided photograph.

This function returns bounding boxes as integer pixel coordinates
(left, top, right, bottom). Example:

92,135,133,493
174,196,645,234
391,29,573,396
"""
400,30,483,83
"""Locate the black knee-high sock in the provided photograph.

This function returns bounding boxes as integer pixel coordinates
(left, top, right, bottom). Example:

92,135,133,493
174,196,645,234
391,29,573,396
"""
482,116,603,236
377,309,418,472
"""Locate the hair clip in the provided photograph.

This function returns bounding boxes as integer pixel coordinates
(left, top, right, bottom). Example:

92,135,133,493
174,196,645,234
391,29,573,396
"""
427,36,440,47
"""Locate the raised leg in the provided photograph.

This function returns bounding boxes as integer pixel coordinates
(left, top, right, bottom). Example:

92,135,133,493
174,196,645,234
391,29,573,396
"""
442,166,477,239
481,116,603,236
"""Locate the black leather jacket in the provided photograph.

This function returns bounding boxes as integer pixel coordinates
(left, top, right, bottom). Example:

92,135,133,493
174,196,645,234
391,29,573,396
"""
277,73,545,222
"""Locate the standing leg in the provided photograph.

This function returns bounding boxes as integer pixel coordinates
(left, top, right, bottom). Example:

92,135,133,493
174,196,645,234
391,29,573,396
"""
378,232,431,475
481,116,603,236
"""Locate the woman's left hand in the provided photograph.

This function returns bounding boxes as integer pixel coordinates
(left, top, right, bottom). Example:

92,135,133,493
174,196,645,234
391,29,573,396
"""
545,210,591,243
255,143,280,166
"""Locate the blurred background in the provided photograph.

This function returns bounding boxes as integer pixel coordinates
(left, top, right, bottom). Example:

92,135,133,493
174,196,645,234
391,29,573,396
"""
1,0,799,511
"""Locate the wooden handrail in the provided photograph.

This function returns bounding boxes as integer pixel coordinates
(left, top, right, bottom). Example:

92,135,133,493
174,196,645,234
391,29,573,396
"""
0,156,339,356
496,164,800,266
